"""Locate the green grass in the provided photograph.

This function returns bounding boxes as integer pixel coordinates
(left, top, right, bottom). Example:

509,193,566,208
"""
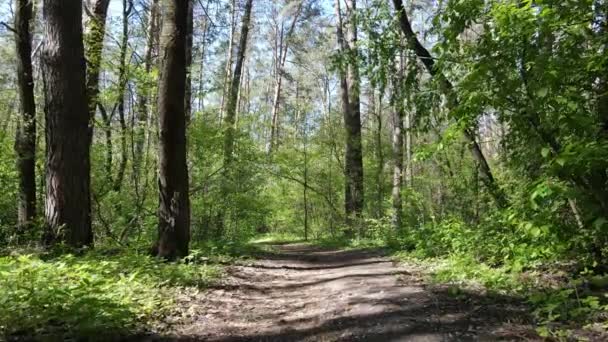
393,252,608,339
0,247,222,340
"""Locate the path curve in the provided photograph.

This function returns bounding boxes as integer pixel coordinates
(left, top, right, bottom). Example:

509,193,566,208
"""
150,244,536,341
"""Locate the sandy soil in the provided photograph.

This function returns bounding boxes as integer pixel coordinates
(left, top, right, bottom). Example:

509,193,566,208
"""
144,243,538,341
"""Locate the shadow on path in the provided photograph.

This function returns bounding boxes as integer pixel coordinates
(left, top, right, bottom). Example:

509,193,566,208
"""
128,244,538,342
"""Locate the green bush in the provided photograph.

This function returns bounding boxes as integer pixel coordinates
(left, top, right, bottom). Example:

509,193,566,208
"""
0,250,221,339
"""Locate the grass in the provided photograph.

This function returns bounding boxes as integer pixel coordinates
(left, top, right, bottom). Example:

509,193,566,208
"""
392,252,608,340
0,246,222,340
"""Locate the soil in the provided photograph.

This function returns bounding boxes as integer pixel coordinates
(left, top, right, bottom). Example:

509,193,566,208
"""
142,243,539,341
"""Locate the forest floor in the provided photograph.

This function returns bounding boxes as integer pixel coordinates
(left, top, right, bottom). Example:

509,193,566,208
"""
140,243,539,341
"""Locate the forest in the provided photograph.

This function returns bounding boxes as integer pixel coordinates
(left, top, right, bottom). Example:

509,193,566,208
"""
0,0,607,340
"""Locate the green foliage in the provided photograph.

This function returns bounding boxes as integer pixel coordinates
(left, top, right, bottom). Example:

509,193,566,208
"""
0,135,18,240
0,249,221,339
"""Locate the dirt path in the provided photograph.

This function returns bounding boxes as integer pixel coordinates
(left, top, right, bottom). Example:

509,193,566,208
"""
150,244,537,341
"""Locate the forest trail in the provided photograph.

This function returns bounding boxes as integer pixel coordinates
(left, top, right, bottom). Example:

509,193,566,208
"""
150,244,537,341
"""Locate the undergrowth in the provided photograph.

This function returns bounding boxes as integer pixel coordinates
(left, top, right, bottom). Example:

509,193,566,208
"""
0,245,225,340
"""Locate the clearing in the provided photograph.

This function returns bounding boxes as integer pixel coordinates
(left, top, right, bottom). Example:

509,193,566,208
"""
140,243,537,341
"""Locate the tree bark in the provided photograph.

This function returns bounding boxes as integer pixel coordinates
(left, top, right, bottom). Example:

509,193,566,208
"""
153,0,191,260
343,0,365,221
392,0,507,207
84,0,111,123
371,87,384,218
391,87,404,232
113,0,133,191
219,0,237,123
41,0,93,247
14,0,37,228
134,0,160,173
185,0,194,123
223,0,253,169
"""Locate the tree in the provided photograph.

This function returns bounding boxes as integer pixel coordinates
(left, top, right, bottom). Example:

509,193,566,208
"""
13,0,36,228
185,0,194,122
153,0,191,259
135,0,160,173
219,0,238,122
268,0,304,154
336,0,364,227
391,0,507,208
223,0,254,168
41,0,93,247
390,66,404,231
113,0,134,191
84,0,111,124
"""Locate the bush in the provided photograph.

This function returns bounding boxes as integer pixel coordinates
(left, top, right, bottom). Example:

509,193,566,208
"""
0,249,221,340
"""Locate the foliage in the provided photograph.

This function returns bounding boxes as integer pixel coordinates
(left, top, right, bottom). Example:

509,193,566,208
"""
0,248,221,340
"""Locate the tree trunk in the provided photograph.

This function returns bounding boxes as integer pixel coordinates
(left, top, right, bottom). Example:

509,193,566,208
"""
113,0,133,192
392,0,507,208
153,0,191,260
223,0,253,169
14,0,37,228
98,104,114,185
404,109,413,188
391,90,404,232
84,0,111,123
185,0,194,123
219,0,237,123
343,0,365,223
197,16,209,112
134,0,160,173
41,0,93,247
268,3,303,154
372,87,384,218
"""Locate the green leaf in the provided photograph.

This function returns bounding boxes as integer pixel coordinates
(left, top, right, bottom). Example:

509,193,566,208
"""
541,148,550,158
536,87,548,98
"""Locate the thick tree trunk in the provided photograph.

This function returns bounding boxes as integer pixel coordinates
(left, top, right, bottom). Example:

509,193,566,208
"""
392,0,507,208
14,0,37,228
84,0,111,122
223,0,253,168
343,0,365,221
41,0,93,247
153,0,191,260
335,0,353,231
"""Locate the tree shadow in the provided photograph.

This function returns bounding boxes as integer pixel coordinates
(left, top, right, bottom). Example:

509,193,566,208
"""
124,288,536,341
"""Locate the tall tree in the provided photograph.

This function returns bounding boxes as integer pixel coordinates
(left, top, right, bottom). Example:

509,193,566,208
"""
135,0,160,172
153,0,191,259
14,0,37,228
268,0,304,154
223,0,254,168
219,0,238,122
84,0,111,123
338,0,364,224
185,0,194,122
41,0,93,247
390,69,404,231
391,0,507,207
113,0,134,191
